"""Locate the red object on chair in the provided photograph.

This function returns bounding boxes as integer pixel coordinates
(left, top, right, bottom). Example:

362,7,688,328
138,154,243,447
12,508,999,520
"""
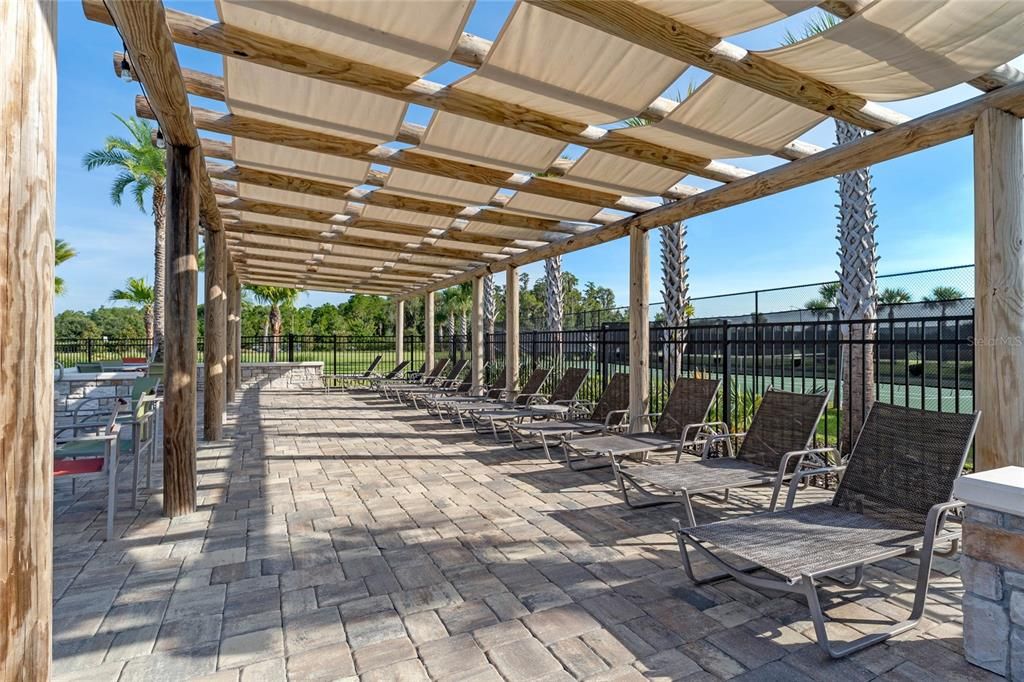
54,458,104,477
122,357,147,365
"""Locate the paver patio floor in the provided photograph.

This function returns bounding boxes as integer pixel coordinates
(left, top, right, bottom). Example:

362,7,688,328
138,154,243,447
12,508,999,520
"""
51,384,993,681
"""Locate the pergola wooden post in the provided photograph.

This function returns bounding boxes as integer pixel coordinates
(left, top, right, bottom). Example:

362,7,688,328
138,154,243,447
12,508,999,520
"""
226,265,239,402
505,267,520,392
203,226,226,440
424,291,435,372
233,277,242,392
395,299,405,365
164,143,200,516
629,226,650,429
1,0,57,676
471,276,485,390
973,107,1024,471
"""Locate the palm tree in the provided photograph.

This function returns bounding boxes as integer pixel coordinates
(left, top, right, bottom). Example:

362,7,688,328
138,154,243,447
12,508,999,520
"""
245,285,299,362
438,283,472,351
785,13,879,451
924,286,965,317
544,257,564,331
804,282,840,320
83,114,167,350
110,277,155,342
54,239,76,296
878,287,912,320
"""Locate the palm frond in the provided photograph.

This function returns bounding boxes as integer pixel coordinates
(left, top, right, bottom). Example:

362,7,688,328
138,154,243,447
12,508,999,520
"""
780,12,839,46
131,175,153,212
82,147,130,170
109,170,136,207
54,239,76,266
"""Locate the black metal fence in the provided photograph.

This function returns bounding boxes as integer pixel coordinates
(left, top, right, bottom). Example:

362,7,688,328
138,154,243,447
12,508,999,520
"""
486,314,975,455
56,337,153,368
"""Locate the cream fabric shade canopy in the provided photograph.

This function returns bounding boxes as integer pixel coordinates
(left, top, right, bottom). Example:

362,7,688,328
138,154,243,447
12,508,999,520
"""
200,0,1024,294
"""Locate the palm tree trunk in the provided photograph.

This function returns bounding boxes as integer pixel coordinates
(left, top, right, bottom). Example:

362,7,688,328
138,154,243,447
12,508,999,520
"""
151,181,166,355
459,312,468,353
144,309,154,347
835,120,879,452
544,257,563,331
268,306,281,362
660,215,689,380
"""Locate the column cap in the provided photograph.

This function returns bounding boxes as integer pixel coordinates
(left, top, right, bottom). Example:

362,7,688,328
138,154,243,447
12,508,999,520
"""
954,466,1024,515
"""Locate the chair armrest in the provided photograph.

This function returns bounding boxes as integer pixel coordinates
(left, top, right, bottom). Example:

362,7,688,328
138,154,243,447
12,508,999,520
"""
603,409,629,430
783,464,848,509
629,412,661,432
517,392,548,406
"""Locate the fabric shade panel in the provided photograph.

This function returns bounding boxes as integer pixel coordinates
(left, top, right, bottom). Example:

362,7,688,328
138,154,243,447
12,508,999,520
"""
233,138,370,186
634,0,820,38
384,168,501,205
560,150,687,196
762,0,1024,101
504,192,603,222
238,183,349,216
418,111,568,173
359,204,457,230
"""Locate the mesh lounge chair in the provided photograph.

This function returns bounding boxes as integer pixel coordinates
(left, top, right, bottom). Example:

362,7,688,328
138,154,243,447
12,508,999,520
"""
367,360,411,391
470,368,590,442
507,372,631,461
379,359,448,398
422,371,508,417
447,367,553,428
677,403,980,658
615,388,831,524
321,355,383,392
393,359,469,402
561,377,723,471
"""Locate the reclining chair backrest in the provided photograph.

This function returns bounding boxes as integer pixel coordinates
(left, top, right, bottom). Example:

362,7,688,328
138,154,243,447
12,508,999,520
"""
548,368,590,404
655,378,722,438
426,358,450,380
833,403,979,529
483,370,508,398
736,388,830,470
363,355,383,377
384,360,410,379
513,368,553,405
444,358,469,381
589,372,630,423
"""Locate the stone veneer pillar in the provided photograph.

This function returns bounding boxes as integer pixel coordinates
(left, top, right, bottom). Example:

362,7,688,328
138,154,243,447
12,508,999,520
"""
955,466,1024,677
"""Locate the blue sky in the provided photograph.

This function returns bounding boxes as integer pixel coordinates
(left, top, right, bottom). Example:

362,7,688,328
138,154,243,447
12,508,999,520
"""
56,0,1008,315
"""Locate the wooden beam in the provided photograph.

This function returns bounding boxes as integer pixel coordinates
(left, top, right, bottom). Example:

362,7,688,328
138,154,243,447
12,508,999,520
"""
100,0,226,242
230,248,449,278
238,273,395,295
226,266,239,402
505,267,520,393
84,1,755,183
395,300,405,365
425,291,435,375
163,144,200,516
229,239,465,274
628,226,649,428
529,0,906,132
139,98,659,214
1,0,56,675
973,108,1024,471
398,78,1024,299
231,259,434,286
471,277,484,390
203,226,226,440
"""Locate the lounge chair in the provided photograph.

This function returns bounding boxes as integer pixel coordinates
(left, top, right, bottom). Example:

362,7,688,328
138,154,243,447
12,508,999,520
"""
420,371,508,417
379,359,448,398
614,387,831,524
392,359,469,403
444,367,553,428
507,372,630,461
367,360,411,391
321,354,383,392
469,368,590,442
676,403,980,658
560,377,722,471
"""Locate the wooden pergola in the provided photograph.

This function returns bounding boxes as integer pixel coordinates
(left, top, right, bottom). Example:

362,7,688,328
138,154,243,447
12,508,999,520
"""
3,0,1024,674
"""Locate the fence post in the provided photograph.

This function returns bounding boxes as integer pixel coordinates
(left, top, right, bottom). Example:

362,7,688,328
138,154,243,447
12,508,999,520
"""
287,333,295,363
86,337,94,363
332,335,338,374
531,330,539,369
722,321,732,429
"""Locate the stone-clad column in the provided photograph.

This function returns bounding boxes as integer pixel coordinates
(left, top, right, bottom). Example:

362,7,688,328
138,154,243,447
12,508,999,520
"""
955,467,1024,677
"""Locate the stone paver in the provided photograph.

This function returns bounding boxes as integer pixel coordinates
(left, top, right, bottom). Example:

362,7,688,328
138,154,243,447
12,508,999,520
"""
51,385,976,680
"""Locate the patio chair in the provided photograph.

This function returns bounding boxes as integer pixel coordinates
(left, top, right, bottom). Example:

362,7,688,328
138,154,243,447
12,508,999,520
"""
507,372,631,461
445,367,553,429
321,354,383,392
76,362,102,373
378,359,448,398
72,375,161,427
676,403,980,658
54,400,125,540
561,377,722,471
392,358,469,402
366,360,411,391
100,360,125,371
469,368,590,442
614,388,831,524
422,371,508,417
